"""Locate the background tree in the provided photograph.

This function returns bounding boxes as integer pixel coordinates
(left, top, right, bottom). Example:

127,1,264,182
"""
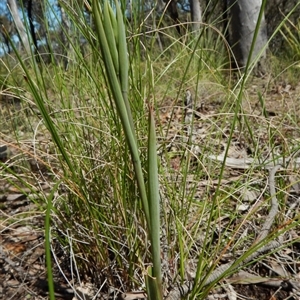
228,0,267,71
189,0,202,32
163,0,181,34
58,1,73,69
0,0,299,62
0,14,14,53
7,0,30,54
265,0,300,54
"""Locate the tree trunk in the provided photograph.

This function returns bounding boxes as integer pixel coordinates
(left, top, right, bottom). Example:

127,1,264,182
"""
27,0,39,61
7,0,31,54
165,0,180,34
229,0,267,72
190,0,202,32
58,2,73,69
0,16,13,53
156,0,165,12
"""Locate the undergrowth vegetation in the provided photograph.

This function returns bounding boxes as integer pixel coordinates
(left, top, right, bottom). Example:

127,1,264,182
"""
1,0,300,299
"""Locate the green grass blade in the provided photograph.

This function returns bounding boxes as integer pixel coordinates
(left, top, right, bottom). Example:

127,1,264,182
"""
92,0,150,225
147,105,162,298
45,182,61,300
115,0,134,135
145,268,163,300
103,0,119,73
3,27,75,176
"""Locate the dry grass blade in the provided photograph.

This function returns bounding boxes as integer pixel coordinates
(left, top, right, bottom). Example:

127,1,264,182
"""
165,165,283,300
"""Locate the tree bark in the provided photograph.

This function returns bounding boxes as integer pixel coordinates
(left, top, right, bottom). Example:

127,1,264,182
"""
228,0,267,71
0,16,14,53
165,0,180,34
190,0,202,32
156,0,165,12
58,2,73,69
27,0,39,61
7,0,31,54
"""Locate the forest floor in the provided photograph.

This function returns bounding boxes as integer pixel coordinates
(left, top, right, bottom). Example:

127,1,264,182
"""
1,74,300,300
